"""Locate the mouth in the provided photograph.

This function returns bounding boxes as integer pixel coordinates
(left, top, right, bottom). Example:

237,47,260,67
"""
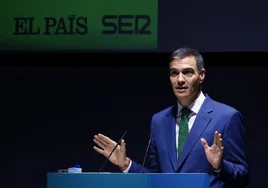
175,87,188,92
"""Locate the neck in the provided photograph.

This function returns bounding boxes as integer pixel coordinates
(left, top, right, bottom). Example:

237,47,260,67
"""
178,91,201,107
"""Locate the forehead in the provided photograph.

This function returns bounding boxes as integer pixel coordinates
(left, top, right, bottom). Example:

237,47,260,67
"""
169,56,197,70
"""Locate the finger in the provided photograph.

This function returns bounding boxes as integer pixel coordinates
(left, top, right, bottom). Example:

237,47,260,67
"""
98,134,115,145
200,138,209,149
213,131,218,145
120,139,126,152
94,135,108,146
217,133,223,147
93,138,105,149
93,146,105,155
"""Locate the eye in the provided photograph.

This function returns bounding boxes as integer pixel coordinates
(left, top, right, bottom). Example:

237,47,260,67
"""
170,69,178,76
182,68,194,76
185,72,193,76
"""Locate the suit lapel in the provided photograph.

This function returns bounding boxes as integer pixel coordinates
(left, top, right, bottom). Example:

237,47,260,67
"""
177,96,213,170
164,105,179,171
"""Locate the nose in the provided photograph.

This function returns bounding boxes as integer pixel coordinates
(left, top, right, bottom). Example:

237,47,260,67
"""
177,73,185,83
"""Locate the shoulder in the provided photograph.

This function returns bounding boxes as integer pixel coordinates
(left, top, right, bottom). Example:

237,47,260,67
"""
151,105,175,120
212,100,239,113
207,95,243,120
149,105,175,131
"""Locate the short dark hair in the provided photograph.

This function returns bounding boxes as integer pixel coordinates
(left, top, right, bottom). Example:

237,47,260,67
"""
169,47,204,73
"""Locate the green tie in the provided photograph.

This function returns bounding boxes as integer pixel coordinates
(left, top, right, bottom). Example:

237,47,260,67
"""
178,107,192,159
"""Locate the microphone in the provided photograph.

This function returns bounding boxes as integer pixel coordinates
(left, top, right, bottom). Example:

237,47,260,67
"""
140,134,152,173
98,130,128,173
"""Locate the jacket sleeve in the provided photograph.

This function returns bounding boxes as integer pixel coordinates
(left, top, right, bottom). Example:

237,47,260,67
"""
129,116,161,173
218,111,250,187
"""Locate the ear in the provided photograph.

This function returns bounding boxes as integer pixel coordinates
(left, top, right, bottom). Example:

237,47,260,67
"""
199,68,206,83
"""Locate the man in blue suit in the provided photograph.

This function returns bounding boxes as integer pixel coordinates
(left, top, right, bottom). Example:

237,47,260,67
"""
93,47,249,187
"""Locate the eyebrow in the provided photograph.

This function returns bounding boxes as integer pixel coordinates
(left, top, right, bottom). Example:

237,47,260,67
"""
169,67,194,71
170,68,177,71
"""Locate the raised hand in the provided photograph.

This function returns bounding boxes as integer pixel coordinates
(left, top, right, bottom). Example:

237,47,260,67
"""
200,131,224,169
93,133,128,169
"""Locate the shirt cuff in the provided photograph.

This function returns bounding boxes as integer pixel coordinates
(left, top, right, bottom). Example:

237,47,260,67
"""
211,165,222,173
122,160,132,173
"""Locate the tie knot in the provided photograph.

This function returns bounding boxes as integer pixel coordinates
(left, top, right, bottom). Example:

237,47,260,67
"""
180,107,192,119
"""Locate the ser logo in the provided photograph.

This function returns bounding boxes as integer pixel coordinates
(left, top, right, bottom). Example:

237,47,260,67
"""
102,15,151,35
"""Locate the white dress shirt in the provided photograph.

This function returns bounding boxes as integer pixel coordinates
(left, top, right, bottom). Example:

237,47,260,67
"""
176,92,205,158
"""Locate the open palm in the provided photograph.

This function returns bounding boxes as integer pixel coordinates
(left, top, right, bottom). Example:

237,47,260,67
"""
201,131,224,169
93,134,127,168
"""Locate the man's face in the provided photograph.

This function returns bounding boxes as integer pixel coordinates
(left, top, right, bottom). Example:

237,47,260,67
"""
169,56,205,106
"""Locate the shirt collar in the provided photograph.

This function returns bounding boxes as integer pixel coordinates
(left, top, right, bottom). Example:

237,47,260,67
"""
177,91,206,117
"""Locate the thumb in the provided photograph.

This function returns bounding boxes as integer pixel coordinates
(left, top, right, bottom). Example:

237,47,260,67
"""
120,139,126,152
200,138,209,149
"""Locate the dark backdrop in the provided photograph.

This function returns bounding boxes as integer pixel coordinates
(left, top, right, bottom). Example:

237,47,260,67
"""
2,52,268,188
158,0,268,52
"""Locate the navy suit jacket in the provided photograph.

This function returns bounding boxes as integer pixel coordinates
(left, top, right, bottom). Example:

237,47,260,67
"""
129,95,249,187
